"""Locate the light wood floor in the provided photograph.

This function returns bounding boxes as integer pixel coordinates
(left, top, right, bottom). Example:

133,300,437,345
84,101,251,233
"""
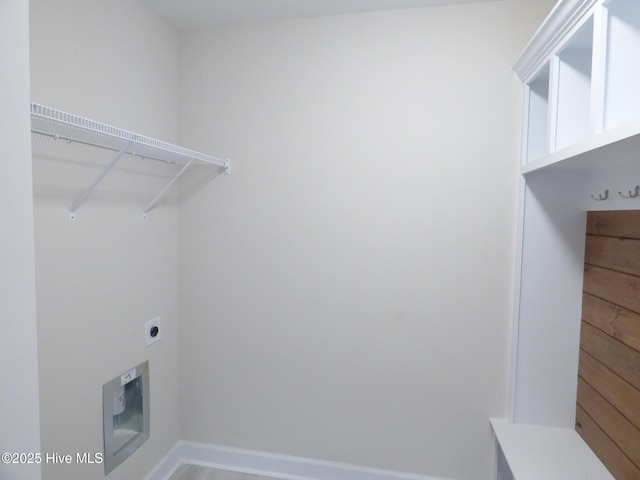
168,464,281,480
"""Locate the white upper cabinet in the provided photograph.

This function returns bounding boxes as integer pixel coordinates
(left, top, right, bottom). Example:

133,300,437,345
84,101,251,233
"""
524,64,551,162
554,17,593,150
516,0,640,173
604,0,640,130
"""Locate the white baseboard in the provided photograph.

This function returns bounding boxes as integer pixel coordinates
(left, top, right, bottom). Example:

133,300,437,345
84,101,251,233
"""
143,442,183,480
145,440,454,480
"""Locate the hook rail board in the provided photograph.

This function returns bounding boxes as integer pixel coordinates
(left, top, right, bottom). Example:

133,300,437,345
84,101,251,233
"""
30,102,230,220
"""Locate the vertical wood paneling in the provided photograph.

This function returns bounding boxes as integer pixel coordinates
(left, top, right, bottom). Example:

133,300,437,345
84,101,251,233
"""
578,350,640,429
577,378,640,467
586,210,640,239
575,406,639,480
578,211,640,479
582,294,640,353
585,235,640,276
583,264,640,315
580,322,640,391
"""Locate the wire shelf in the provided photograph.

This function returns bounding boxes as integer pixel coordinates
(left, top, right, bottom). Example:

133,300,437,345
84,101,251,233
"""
30,102,230,219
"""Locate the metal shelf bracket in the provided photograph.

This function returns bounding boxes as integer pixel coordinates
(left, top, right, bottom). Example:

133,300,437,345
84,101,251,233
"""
67,142,133,221
142,159,194,219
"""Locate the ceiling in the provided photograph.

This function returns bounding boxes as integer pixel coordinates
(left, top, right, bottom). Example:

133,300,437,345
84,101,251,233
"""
141,0,495,29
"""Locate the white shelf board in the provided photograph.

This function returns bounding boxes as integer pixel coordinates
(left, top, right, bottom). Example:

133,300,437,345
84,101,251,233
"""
490,418,614,480
522,117,640,175
31,102,229,169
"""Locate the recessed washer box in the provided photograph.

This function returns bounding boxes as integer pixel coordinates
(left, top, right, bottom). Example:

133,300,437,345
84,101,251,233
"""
102,361,149,475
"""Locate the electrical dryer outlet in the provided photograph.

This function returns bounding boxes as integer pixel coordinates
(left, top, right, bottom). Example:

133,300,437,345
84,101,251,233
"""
145,318,162,346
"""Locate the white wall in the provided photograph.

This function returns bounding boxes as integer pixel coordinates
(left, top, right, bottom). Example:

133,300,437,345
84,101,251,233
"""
29,1,181,479
0,1,42,479
177,2,555,479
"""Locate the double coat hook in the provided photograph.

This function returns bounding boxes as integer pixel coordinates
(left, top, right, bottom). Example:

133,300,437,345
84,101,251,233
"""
591,189,609,201
591,186,640,201
619,185,640,199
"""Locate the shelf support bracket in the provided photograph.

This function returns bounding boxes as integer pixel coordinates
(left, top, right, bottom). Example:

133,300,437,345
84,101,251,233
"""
67,141,133,220
142,159,195,219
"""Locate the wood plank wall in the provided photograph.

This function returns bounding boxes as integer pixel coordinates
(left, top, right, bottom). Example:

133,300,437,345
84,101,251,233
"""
578,210,640,479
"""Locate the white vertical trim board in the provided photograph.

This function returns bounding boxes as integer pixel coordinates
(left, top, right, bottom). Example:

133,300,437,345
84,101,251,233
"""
145,441,455,480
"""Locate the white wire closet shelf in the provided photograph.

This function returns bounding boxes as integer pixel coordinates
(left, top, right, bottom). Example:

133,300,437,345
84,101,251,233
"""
30,102,230,220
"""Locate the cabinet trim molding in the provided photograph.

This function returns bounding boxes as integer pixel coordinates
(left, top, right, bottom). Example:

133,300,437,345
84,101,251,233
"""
514,0,599,83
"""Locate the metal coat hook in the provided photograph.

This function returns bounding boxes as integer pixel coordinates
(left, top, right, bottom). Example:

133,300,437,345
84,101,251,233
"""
591,189,609,201
619,185,640,199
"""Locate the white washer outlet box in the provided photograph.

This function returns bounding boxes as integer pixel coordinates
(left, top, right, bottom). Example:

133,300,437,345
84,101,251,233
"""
145,318,162,346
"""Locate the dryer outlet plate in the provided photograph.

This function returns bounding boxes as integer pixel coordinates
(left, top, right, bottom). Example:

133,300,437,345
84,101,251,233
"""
145,318,162,346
